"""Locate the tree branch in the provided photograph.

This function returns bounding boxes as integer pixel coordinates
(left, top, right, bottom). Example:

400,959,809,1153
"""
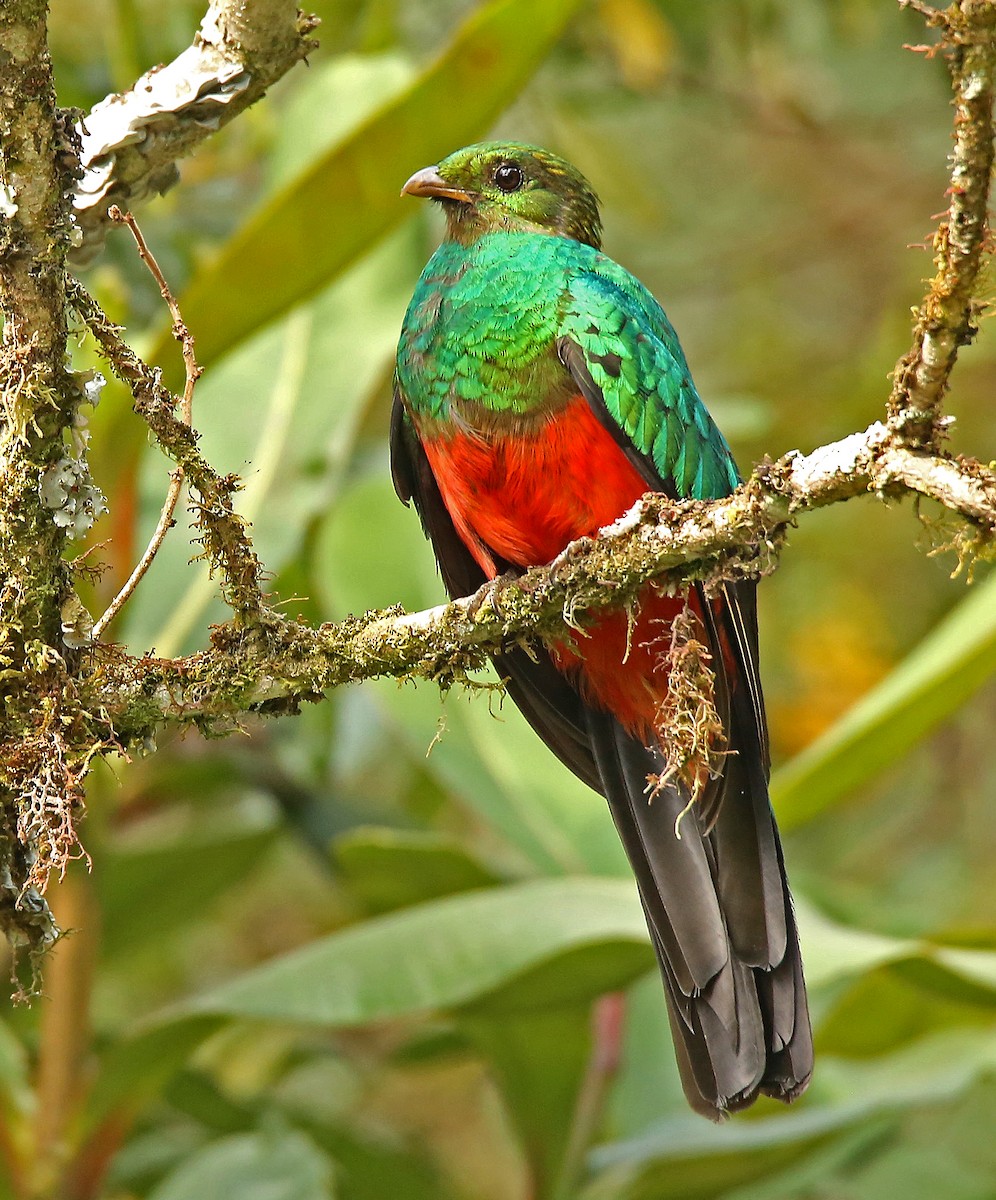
86,422,996,737
890,0,996,444
71,0,319,265
65,278,268,626
0,0,96,959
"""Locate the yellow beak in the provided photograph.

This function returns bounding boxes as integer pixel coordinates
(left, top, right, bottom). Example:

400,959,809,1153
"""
401,166,474,203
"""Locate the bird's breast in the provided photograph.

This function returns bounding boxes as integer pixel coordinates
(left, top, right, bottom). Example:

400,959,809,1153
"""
420,395,648,570
422,396,690,736
397,243,570,423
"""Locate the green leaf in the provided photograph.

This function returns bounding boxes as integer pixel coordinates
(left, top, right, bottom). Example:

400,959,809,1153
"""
773,571,996,830
792,897,910,989
378,678,582,874
816,960,996,1058
727,1066,996,1200
608,973,689,1135
182,878,650,1025
815,1026,996,1111
97,821,275,959
460,1005,594,1199
147,1126,335,1200
797,1075,996,1200
88,881,648,1137
585,1027,996,1200
265,54,415,196
581,1106,896,1200
302,1123,459,1200
461,690,632,878
316,470,441,616
84,1015,226,1136
467,940,653,1015
333,827,504,915
151,0,584,383
795,897,996,1004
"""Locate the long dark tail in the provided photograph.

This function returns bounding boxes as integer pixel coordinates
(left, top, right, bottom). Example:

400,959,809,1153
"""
585,707,812,1117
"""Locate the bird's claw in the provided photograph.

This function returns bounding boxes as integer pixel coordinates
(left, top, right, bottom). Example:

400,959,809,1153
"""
467,570,519,620
549,535,595,584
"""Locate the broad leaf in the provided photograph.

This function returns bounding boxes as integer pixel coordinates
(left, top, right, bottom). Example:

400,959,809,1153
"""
97,821,275,959
460,1005,594,1198
581,1105,894,1200
773,571,996,830
182,878,651,1025
147,1126,334,1200
333,827,504,915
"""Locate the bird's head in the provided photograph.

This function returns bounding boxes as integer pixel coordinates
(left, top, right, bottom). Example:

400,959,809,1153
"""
401,142,602,249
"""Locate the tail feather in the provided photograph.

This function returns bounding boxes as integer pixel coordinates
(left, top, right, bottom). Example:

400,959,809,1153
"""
587,710,728,995
585,707,812,1118
709,727,787,968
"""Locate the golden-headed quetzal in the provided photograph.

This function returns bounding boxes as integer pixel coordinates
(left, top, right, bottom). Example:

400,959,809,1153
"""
391,142,812,1118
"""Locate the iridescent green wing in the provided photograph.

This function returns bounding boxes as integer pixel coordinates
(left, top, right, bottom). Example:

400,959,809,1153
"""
557,265,740,501
556,260,769,769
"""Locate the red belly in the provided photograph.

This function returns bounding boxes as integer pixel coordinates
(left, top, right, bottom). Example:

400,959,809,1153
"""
422,397,687,735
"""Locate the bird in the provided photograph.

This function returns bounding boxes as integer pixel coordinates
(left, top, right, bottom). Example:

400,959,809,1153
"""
391,141,812,1118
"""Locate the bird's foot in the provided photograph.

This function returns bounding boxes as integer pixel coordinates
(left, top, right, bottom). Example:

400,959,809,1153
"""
466,570,520,620
548,535,595,584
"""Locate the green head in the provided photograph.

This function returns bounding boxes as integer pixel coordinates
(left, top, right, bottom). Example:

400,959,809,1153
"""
402,142,602,248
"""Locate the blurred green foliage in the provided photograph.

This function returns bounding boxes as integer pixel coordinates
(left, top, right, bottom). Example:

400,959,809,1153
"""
10,0,995,1196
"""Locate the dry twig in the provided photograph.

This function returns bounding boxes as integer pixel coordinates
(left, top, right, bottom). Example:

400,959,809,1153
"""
91,209,201,639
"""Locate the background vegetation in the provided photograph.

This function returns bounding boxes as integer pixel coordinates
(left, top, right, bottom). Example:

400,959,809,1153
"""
7,0,996,1195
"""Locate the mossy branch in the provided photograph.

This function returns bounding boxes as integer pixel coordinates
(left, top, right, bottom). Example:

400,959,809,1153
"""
80,421,995,739
0,0,97,961
0,0,995,963
891,0,996,443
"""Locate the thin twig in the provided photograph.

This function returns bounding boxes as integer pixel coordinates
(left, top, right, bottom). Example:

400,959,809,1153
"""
898,0,950,23
108,206,200,421
91,208,201,639
68,277,266,623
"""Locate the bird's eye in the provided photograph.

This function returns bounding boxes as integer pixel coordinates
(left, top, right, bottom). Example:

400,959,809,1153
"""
493,162,524,193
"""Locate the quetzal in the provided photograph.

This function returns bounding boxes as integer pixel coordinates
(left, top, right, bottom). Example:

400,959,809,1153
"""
391,142,812,1118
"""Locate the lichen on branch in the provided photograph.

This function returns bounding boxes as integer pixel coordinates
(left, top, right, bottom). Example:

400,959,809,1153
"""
71,0,319,264
0,0,103,966
1,0,996,969
891,0,996,444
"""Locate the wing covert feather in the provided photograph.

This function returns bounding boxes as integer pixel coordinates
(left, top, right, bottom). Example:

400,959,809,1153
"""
558,270,740,501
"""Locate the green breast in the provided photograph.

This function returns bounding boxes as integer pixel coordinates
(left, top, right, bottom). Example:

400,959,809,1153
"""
396,234,578,427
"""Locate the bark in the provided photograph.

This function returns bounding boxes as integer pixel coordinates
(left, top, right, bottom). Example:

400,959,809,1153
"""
0,0,994,964
0,0,90,958
71,0,319,264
